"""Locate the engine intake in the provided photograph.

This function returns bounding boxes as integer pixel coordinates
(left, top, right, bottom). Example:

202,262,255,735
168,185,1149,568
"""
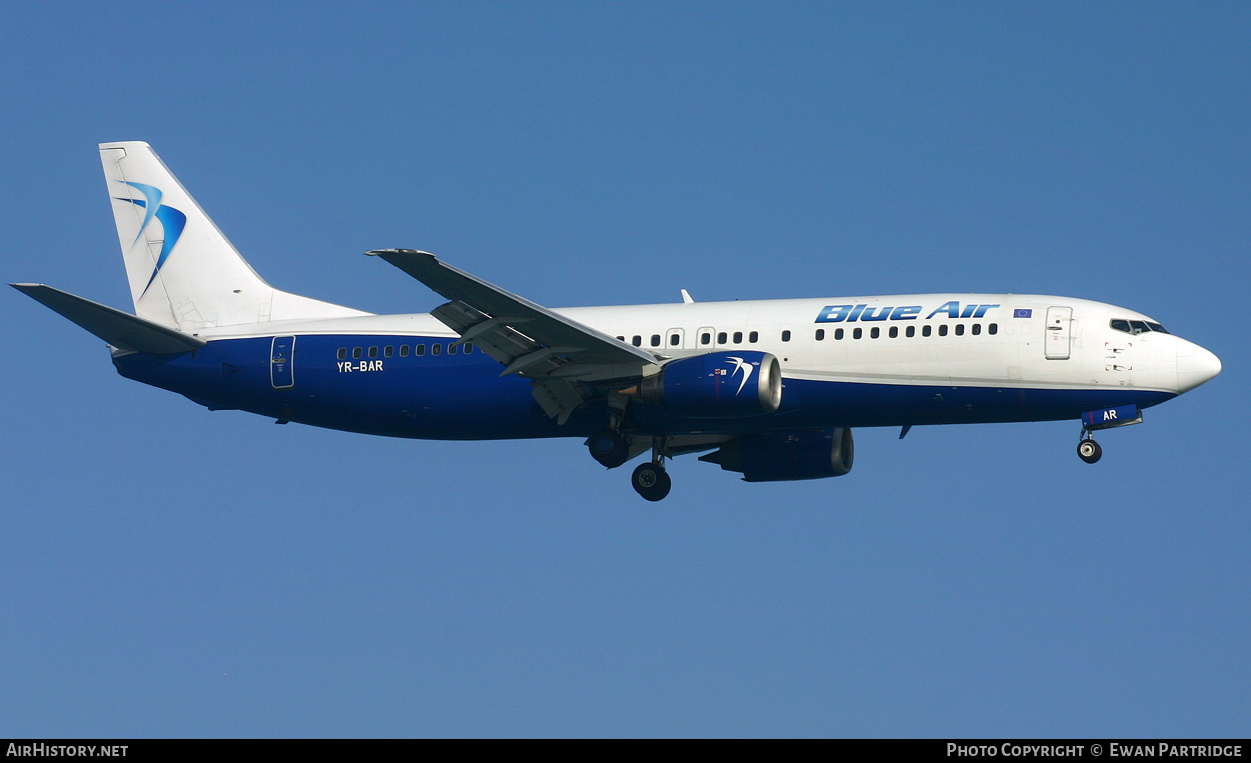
700,428,854,482
635,351,782,418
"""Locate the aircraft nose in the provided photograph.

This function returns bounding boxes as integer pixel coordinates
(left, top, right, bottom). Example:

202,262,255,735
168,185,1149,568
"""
1176,342,1221,393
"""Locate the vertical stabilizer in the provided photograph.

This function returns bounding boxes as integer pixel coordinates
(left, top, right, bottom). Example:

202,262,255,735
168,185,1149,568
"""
99,142,366,330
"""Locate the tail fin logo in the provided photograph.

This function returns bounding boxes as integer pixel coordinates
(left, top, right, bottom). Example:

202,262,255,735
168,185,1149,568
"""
114,181,187,296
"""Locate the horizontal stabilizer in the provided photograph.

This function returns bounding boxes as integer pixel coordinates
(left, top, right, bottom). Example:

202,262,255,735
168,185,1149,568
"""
11,283,206,353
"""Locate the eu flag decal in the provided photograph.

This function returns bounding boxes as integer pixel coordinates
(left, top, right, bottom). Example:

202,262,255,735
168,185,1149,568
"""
1014,309,1032,318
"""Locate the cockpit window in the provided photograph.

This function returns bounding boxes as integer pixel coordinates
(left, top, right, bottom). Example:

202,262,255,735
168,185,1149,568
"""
1111,318,1169,335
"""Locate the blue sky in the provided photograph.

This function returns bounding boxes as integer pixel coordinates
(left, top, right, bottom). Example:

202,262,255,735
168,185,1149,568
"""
2,2,1247,737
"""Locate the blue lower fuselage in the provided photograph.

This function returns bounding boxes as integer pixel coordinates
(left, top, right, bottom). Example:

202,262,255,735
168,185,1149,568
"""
113,334,1176,440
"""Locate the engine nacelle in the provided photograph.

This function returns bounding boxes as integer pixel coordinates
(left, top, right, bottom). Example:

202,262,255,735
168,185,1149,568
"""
636,350,782,418
699,428,854,482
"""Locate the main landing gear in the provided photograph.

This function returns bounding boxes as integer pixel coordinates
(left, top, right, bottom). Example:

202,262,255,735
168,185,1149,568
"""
631,460,671,502
586,395,632,469
630,437,673,501
586,427,673,501
586,427,630,468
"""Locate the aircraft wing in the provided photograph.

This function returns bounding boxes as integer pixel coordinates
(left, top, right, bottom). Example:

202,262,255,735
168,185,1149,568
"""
367,249,659,423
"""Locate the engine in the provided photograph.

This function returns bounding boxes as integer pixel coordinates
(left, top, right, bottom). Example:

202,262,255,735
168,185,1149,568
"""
632,350,782,418
699,428,854,482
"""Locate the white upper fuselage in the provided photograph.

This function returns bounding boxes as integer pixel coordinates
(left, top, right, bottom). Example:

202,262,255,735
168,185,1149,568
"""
190,292,1220,398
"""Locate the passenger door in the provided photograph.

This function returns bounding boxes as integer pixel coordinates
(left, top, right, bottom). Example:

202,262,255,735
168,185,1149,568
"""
270,335,295,388
1045,307,1072,360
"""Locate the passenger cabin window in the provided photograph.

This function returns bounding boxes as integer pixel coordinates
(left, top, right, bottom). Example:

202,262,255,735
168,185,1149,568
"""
650,334,661,347
835,328,844,340
749,331,759,343
955,324,965,336
853,328,863,339
400,345,409,357
906,326,915,338
733,331,743,344
415,344,426,356
632,335,642,347
814,329,823,341
448,343,457,355
718,332,727,344
701,332,711,345
352,347,363,359
989,323,998,335
938,325,948,337
670,333,680,346
384,345,394,357
432,344,441,356
889,326,898,338
337,348,347,360
870,327,880,339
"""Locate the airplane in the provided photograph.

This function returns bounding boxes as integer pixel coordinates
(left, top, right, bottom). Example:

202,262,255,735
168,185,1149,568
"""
12,142,1222,501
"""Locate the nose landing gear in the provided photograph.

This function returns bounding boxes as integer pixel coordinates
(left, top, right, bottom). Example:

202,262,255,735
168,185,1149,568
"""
1077,436,1102,464
1076,404,1142,464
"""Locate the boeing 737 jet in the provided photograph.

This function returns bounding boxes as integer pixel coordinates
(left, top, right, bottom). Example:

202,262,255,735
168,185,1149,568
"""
12,142,1222,500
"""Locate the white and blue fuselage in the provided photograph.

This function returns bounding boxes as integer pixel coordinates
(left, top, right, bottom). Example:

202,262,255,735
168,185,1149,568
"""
115,295,1212,439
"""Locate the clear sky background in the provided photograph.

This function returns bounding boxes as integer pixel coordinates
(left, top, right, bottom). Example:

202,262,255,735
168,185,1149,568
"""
1,2,1247,738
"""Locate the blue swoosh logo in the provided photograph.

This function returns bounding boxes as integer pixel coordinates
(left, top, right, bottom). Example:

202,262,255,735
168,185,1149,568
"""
726,356,753,395
114,181,186,296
